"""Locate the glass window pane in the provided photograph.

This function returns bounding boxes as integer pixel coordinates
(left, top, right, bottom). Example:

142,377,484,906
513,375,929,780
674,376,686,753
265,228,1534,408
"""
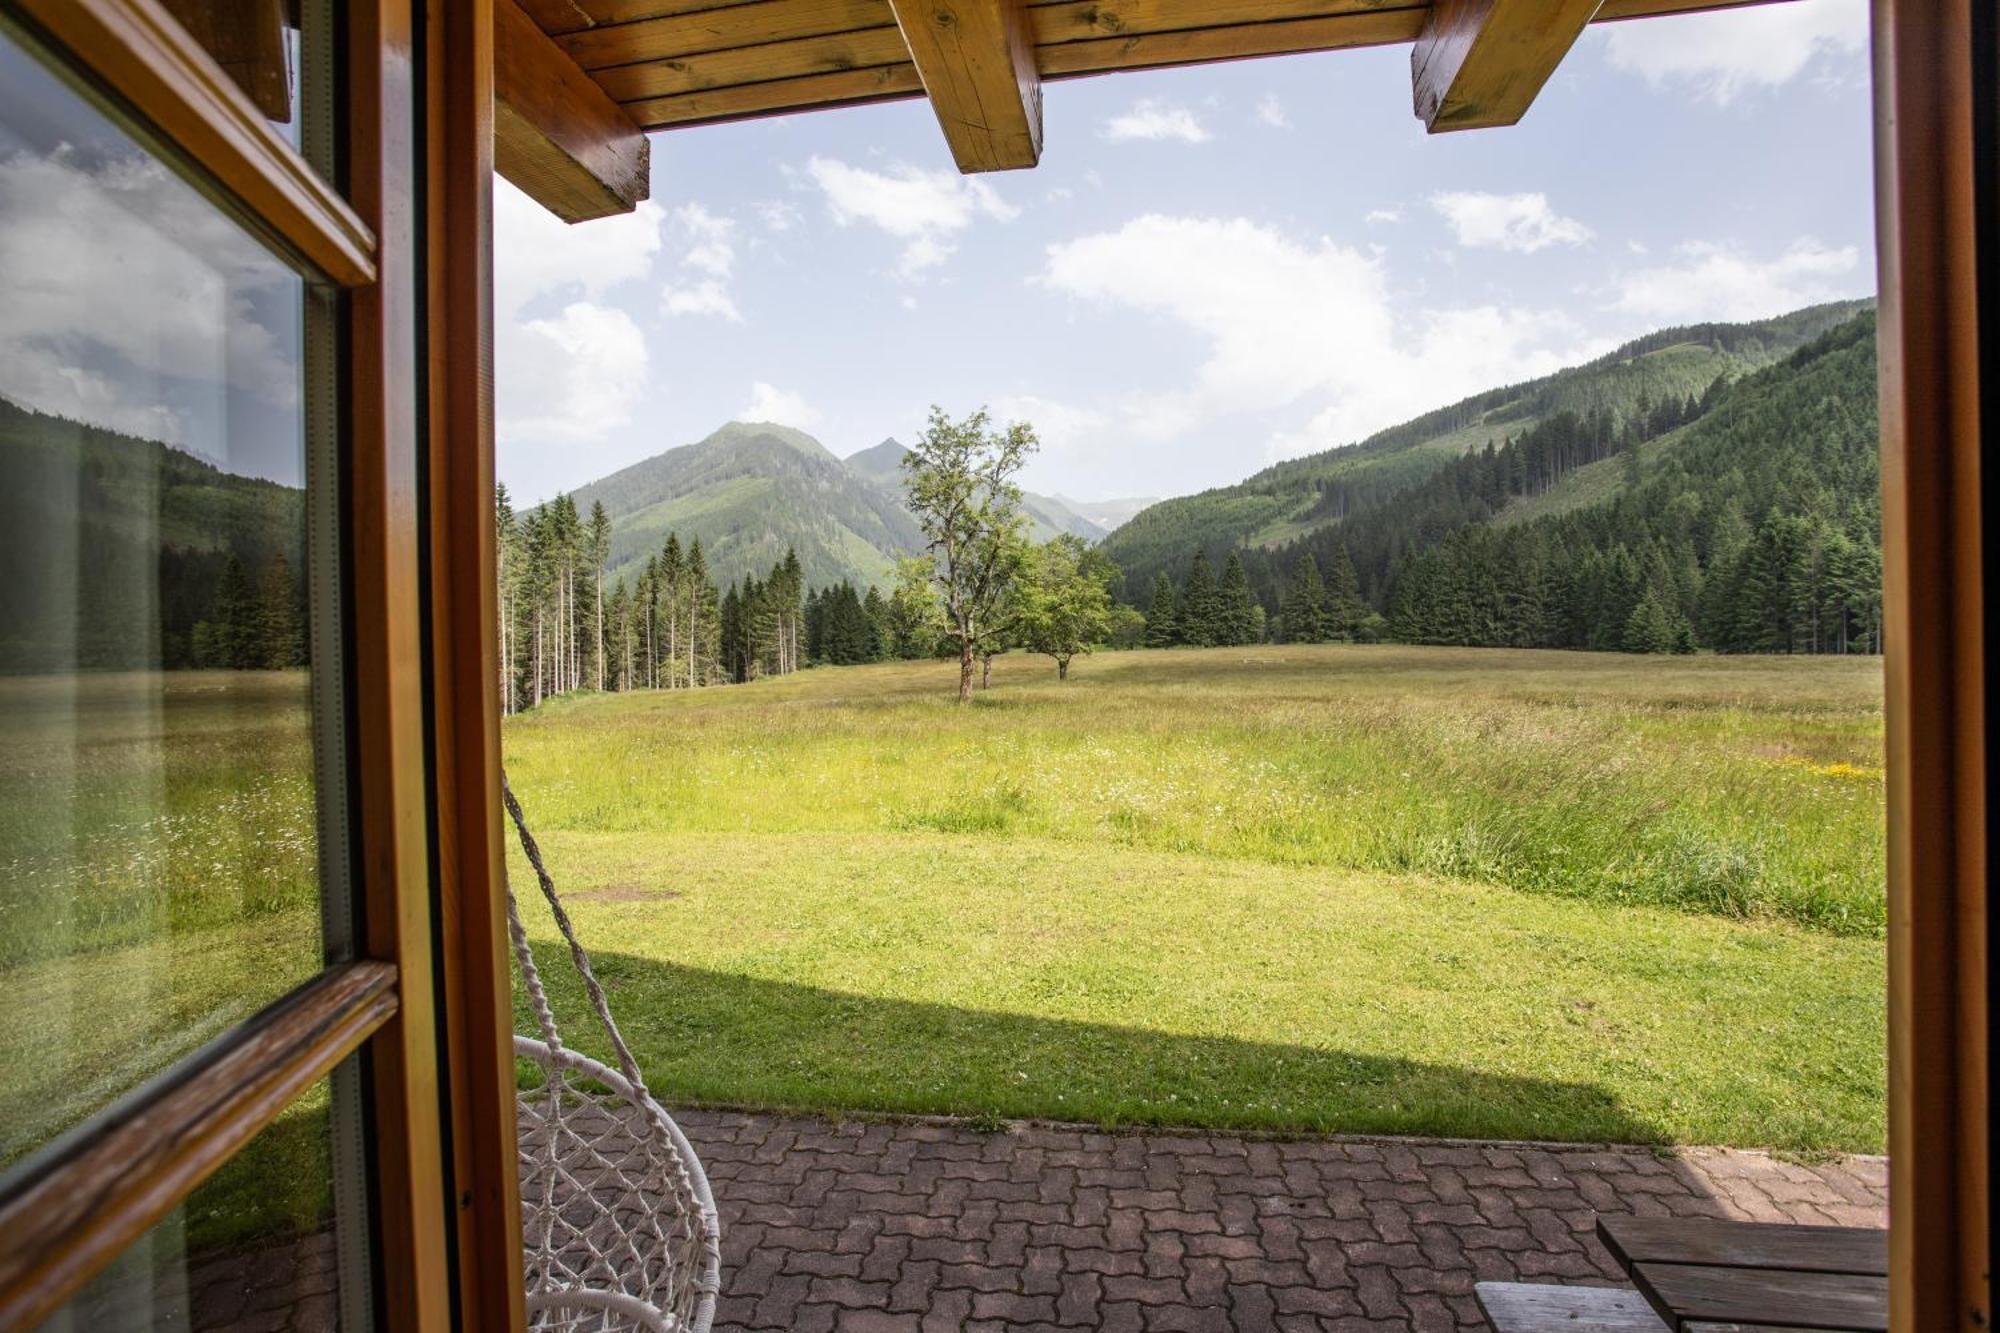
0,29,346,1173
33,1062,372,1332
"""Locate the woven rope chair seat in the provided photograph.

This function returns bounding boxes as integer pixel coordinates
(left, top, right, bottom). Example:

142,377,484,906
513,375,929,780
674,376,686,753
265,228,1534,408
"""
506,779,722,1333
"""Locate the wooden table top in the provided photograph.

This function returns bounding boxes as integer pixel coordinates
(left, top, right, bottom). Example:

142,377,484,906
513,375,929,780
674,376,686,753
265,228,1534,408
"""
1597,1217,1888,1332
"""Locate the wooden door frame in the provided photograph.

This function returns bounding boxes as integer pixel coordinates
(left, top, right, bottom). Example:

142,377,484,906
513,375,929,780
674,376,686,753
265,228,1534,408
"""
1874,0,1994,1327
423,0,530,1327
0,1,528,1328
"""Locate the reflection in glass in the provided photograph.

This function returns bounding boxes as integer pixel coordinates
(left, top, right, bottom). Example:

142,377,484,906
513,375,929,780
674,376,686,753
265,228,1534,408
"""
0,33,336,1171
35,1067,367,1331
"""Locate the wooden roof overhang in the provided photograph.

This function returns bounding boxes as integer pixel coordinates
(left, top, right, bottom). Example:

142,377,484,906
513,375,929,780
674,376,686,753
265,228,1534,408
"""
493,0,1797,220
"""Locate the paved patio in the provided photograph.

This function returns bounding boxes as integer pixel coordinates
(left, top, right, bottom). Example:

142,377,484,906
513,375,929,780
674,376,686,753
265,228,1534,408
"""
680,1110,1887,1333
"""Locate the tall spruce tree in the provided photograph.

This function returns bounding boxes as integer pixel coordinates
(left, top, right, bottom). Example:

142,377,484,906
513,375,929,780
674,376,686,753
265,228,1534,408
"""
1145,571,1179,647
1178,551,1218,647
1280,554,1328,643
1215,551,1260,645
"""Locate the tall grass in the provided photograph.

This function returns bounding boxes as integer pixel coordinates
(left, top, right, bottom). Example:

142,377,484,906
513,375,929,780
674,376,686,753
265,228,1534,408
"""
505,646,1886,936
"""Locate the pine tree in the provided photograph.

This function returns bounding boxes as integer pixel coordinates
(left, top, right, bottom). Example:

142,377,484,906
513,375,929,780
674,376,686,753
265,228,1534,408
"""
216,554,259,669
1280,554,1328,643
1178,551,1218,647
496,483,520,712
1144,572,1178,647
1324,544,1365,640
861,585,890,661
1215,550,1260,645
256,553,302,668
587,500,611,690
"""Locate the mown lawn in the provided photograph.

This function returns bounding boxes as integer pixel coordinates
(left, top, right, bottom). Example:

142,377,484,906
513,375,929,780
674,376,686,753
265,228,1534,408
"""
503,645,1887,1154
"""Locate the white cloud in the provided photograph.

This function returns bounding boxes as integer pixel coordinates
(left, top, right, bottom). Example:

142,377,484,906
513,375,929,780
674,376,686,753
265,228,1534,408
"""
494,176,662,320
1612,238,1862,322
803,156,1018,279
1103,99,1212,144
1430,191,1592,252
659,203,743,321
0,147,300,446
757,200,801,233
493,177,664,450
739,381,822,431
1041,214,1603,461
498,301,648,448
1255,95,1291,129
1601,0,1867,104
1365,208,1401,225
988,395,1109,453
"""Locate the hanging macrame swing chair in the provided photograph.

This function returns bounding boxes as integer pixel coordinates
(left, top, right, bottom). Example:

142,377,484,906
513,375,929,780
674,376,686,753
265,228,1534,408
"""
503,777,723,1333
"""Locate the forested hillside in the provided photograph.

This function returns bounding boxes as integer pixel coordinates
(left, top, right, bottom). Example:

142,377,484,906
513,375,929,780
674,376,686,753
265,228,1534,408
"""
1102,300,1872,603
0,398,306,671
566,422,923,593
1137,309,1881,655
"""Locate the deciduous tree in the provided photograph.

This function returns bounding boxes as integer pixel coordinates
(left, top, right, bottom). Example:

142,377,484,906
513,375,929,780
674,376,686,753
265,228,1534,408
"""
901,407,1036,701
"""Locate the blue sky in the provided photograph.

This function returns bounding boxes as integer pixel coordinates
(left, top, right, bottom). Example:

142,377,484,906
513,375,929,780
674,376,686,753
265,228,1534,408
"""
494,0,1874,507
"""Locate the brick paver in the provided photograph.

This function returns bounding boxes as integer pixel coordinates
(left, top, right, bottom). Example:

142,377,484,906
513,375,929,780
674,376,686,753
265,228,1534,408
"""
678,1111,1887,1332
138,1111,1884,1331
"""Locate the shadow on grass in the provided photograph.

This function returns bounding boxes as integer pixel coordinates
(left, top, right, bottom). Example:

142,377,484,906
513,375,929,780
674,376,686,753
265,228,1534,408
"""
529,949,1666,1147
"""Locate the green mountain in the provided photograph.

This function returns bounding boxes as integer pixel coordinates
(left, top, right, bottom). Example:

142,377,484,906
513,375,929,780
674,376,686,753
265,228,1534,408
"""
842,438,908,486
568,421,925,593
840,437,1112,543
0,397,306,671
567,424,1137,597
1101,299,1873,602
1138,305,1882,656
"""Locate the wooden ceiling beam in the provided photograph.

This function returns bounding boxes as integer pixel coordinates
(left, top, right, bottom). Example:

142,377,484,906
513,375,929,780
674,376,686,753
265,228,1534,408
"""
889,0,1043,172
585,0,1798,139
495,0,651,221
1411,0,1602,132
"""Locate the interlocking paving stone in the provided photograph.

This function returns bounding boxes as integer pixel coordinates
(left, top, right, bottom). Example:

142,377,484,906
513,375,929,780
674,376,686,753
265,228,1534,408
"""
150,1114,1885,1331
673,1112,1887,1332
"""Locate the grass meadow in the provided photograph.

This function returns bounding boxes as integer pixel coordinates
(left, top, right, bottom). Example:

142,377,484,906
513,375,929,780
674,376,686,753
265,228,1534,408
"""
502,645,1887,1154
0,671,328,1250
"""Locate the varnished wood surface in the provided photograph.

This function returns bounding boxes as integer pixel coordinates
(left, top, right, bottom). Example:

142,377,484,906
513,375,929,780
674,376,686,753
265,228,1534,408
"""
427,0,528,1327
496,0,650,221
889,0,1041,170
532,0,1794,139
627,61,922,127
157,0,292,120
0,964,396,1331
1411,0,1602,130
1630,1263,1887,1331
348,1,458,1326
1597,1218,1888,1278
1872,0,1993,1329
13,0,375,285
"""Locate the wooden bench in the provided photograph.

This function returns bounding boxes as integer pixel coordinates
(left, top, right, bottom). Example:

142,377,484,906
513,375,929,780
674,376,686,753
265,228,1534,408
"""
1597,1217,1887,1331
1476,1282,1668,1333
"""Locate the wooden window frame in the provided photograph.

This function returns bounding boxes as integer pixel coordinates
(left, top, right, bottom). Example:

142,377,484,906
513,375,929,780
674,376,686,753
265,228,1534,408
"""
0,0,524,1328
10,0,375,287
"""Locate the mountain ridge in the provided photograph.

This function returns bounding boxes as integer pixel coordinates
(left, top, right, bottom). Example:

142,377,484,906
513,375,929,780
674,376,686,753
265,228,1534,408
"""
1099,298,1874,599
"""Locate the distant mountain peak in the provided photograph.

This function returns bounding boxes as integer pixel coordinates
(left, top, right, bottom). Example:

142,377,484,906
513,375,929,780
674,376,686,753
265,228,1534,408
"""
843,438,911,483
700,419,837,460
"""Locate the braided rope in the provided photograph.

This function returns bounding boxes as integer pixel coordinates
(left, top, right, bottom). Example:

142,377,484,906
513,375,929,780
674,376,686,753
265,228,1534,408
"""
502,775,722,1333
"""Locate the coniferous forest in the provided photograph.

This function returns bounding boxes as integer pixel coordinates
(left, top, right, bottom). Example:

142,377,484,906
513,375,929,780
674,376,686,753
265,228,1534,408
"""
1125,310,1882,657
494,493,967,711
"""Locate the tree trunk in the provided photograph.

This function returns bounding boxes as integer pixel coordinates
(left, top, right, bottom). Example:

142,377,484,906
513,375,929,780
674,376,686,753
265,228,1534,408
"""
981,655,992,689
1058,657,1069,681
957,637,974,703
